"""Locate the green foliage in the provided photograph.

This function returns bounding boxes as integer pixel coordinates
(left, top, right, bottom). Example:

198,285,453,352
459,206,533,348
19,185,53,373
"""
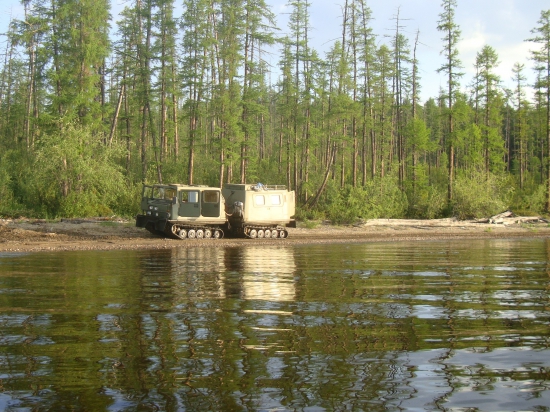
300,219,320,229
0,151,44,217
510,183,547,215
0,152,18,215
295,205,324,222
317,178,407,224
458,123,483,168
0,2,549,221
406,186,448,219
451,171,513,219
406,118,430,152
30,123,132,218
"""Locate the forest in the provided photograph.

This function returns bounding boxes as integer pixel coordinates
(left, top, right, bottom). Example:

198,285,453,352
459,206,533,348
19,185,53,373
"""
0,0,549,223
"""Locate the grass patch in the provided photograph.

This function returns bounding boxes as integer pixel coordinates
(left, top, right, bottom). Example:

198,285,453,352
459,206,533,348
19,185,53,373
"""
300,219,320,229
99,221,120,227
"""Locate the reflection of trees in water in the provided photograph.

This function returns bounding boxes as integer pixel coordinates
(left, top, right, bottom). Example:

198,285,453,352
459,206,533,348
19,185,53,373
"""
99,246,300,410
4,240,550,410
170,247,228,300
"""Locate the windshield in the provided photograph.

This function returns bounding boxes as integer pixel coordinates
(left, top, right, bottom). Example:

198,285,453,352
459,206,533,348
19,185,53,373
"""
144,185,176,200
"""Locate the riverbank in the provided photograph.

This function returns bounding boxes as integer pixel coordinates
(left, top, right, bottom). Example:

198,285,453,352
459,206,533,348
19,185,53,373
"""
1,215,550,253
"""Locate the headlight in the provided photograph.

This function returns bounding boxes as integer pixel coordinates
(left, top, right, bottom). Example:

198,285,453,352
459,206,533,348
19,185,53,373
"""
166,212,171,218
149,205,153,210
146,211,151,215
154,207,158,211
155,212,158,217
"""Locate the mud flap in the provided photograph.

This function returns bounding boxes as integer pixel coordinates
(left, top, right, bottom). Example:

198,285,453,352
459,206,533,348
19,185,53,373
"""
135,214,148,228
136,215,168,232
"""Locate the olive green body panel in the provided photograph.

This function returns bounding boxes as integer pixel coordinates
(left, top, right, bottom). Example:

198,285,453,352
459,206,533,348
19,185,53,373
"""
136,184,226,230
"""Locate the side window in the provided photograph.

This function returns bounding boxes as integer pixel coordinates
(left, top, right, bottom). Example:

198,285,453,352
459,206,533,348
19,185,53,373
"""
270,195,281,205
203,190,219,203
165,188,176,200
181,191,199,203
254,195,265,206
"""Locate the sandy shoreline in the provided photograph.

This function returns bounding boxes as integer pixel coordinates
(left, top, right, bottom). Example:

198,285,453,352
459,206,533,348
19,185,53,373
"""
1,216,550,253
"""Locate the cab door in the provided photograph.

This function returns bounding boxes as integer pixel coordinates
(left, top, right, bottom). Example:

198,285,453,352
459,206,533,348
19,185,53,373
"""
178,190,200,217
201,190,222,217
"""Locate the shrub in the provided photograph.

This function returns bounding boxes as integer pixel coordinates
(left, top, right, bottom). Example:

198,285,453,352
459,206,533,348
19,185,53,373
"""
317,177,408,224
510,183,546,216
451,171,513,219
31,123,130,218
407,185,447,219
0,154,15,212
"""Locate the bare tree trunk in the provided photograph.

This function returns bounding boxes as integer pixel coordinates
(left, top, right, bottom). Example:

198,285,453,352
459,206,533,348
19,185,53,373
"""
172,64,179,158
308,143,337,209
109,82,125,146
219,146,225,188
188,108,196,185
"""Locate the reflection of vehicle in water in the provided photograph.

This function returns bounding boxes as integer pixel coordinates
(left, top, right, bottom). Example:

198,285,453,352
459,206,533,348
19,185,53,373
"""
225,247,296,302
135,183,296,240
150,246,296,302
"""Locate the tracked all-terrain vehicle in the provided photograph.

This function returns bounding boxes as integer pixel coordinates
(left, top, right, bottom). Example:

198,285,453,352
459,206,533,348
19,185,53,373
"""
135,183,296,240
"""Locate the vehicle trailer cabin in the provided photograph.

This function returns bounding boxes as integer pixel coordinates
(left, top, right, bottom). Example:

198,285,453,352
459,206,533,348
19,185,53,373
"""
135,184,226,239
135,183,296,239
222,183,296,239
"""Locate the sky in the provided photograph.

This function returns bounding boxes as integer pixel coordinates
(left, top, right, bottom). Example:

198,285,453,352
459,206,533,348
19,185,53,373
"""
0,0,548,103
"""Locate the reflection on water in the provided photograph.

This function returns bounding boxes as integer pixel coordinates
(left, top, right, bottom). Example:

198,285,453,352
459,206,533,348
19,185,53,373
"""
0,239,550,410
237,247,296,301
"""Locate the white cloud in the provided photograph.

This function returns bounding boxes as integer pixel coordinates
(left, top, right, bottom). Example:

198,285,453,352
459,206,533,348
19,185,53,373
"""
498,42,534,78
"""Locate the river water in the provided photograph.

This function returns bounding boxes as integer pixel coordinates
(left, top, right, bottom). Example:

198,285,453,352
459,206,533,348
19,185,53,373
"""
0,238,549,411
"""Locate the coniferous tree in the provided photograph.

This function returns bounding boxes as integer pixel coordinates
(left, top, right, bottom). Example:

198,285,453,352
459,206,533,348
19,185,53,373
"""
373,44,394,179
474,45,504,174
527,9,550,211
239,0,277,183
437,0,463,206
47,0,110,129
181,0,213,184
390,8,412,188
12,0,48,149
213,0,245,186
355,0,376,184
286,0,311,194
511,62,530,189
154,0,179,160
